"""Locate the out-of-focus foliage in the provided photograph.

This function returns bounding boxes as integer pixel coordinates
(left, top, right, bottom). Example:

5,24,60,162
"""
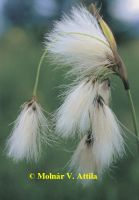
0,1,139,200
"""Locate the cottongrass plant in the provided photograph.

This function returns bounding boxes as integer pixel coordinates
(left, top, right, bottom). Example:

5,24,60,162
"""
46,4,139,177
6,51,49,162
5,3,139,181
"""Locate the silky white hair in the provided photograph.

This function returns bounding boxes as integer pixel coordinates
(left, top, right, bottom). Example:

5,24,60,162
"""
46,5,114,77
6,100,48,162
70,95,125,176
55,79,110,138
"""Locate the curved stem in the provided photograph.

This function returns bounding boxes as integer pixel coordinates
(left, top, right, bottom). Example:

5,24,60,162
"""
33,49,48,96
60,32,109,47
126,89,139,151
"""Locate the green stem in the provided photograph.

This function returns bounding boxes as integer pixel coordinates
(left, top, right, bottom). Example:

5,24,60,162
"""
33,49,48,96
127,89,139,150
60,32,109,47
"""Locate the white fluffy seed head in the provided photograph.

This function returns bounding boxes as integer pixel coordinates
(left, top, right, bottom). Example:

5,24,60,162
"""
6,99,49,162
55,79,111,138
70,104,125,177
55,80,96,138
68,79,124,177
91,103,125,175
46,5,114,77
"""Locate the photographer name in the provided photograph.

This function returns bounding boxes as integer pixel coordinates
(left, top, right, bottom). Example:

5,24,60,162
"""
29,172,98,180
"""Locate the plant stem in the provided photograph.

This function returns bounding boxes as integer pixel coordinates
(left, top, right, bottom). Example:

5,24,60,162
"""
33,49,48,96
127,89,139,151
60,32,109,47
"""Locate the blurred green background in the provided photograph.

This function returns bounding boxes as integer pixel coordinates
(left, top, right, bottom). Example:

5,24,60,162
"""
0,0,139,199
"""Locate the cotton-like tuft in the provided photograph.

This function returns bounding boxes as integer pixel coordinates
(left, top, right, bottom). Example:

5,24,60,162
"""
55,79,111,138
6,99,48,162
70,99,125,176
46,6,114,77
55,80,96,138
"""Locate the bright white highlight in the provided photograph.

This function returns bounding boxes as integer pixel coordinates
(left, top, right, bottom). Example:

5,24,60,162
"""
110,0,139,23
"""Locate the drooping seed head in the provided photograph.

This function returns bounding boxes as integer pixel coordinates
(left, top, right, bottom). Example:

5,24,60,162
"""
6,98,49,162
